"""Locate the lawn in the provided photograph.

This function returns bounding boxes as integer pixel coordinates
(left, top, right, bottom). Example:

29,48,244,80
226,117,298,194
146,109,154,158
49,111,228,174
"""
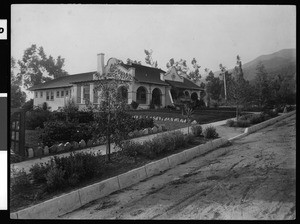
128,109,239,125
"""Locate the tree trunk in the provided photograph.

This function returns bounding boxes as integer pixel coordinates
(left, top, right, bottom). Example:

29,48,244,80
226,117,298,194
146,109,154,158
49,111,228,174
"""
106,135,111,161
236,103,239,120
106,112,111,161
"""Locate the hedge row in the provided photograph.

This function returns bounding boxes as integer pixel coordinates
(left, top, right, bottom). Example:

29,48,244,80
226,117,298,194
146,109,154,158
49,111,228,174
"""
11,125,219,197
226,110,279,128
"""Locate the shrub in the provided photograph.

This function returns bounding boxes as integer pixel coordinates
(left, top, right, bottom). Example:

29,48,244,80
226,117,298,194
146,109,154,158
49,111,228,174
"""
248,114,264,125
53,151,104,183
121,140,142,162
45,165,66,191
30,162,52,184
184,133,196,144
191,125,202,136
25,109,52,130
22,99,34,112
51,111,94,123
166,105,176,110
226,119,235,127
10,167,31,195
239,114,253,121
236,119,251,127
192,99,206,110
263,109,278,118
149,100,155,109
10,150,23,163
203,126,219,139
131,101,139,109
172,131,186,148
132,117,154,130
40,121,94,146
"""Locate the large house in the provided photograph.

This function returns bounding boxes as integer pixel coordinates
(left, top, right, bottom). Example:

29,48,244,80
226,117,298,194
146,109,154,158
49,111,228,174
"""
28,53,204,111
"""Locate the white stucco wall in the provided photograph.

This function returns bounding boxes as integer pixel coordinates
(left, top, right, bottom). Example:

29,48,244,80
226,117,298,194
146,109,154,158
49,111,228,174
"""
33,87,73,111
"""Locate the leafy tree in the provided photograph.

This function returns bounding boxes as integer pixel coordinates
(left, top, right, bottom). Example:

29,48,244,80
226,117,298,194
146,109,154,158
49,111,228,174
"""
253,61,271,108
199,82,206,99
126,58,142,65
18,44,68,89
226,74,252,119
226,56,253,119
21,99,34,112
219,63,227,100
92,66,134,161
11,57,26,108
267,71,296,106
144,49,158,68
205,71,222,102
166,58,201,83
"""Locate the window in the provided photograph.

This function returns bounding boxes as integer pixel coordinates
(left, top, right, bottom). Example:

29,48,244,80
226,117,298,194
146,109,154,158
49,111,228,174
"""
40,91,43,98
136,86,147,104
61,90,64,97
35,92,38,98
77,85,81,103
93,89,98,104
83,84,90,102
65,90,68,96
50,91,54,100
46,91,50,100
56,91,60,98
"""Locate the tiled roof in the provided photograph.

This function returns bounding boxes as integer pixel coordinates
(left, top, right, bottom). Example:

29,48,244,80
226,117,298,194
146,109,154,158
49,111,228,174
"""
121,63,169,86
165,78,203,91
28,72,95,91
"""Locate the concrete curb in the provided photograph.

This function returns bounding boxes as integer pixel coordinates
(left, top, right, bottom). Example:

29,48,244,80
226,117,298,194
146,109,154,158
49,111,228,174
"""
12,111,296,219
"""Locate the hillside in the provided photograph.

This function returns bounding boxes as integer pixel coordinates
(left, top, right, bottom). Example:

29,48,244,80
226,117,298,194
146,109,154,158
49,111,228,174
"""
213,48,296,81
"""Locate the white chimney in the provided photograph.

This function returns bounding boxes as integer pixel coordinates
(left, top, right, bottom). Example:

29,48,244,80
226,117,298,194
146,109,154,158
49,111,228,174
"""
97,53,105,75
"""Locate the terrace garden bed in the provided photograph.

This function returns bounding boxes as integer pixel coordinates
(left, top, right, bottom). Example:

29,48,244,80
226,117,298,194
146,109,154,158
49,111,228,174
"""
11,128,218,213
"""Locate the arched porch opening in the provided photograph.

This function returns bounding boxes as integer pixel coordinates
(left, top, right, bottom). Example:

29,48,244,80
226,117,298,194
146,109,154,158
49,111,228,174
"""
191,92,198,101
152,88,162,106
117,86,128,103
136,86,147,104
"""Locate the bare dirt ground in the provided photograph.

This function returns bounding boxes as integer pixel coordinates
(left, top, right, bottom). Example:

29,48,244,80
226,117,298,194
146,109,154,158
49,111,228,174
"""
61,114,296,220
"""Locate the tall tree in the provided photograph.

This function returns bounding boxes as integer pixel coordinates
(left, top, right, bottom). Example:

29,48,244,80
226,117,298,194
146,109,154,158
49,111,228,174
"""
226,73,252,119
219,63,227,100
166,58,201,83
18,44,68,89
92,64,133,161
226,56,253,119
205,71,222,102
253,61,270,108
126,58,142,65
11,57,26,108
144,49,158,68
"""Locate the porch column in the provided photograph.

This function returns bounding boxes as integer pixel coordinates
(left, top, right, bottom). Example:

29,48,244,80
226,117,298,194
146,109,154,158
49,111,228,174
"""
161,93,166,107
81,85,84,104
90,83,94,104
73,85,77,104
127,83,134,104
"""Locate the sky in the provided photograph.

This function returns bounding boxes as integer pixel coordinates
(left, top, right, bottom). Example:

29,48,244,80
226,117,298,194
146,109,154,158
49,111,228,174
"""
11,4,296,76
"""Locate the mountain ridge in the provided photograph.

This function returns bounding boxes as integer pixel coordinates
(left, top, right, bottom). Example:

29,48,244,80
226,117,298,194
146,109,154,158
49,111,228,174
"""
212,48,296,81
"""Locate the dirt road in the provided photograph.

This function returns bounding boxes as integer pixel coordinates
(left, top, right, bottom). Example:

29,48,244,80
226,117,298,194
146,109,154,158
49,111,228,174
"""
61,114,296,220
